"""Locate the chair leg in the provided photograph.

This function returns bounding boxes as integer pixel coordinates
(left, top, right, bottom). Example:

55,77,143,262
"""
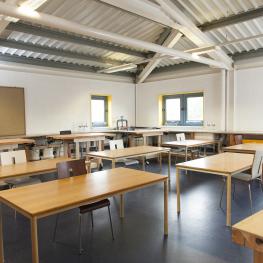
219,179,226,209
52,214,59,242
248,183,253,214
90,211,94,228
78,213,83,254
108,206,114,240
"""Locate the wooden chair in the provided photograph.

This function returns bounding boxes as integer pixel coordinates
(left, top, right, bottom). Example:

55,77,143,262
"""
220,150,263,213
53,159,114,254
234,135,243,145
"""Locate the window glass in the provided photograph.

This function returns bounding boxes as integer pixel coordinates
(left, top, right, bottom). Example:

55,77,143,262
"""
91,95,108,127
186,96,203,122
166,98,181,122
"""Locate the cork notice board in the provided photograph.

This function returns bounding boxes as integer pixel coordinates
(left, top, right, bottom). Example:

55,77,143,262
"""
0,87,26,136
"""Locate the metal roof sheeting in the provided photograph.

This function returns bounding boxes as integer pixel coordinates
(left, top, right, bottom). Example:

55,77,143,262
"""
0,0,262,73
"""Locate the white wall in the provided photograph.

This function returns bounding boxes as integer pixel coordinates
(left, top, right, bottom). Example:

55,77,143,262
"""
136,71,226,131
0,67,135,135
235,66,263,132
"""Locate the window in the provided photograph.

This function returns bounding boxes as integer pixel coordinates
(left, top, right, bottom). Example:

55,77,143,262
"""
162,93,203,126
91,95,108,127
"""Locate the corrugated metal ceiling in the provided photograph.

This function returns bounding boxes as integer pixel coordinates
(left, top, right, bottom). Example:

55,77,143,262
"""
0,0,262,74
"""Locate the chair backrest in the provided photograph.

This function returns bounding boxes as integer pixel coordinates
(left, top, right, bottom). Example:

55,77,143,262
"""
251,150,263,180
13,150,27,164
176,133,186,141
234,135,243,145
109,139,124,150
0,151,14,165
60,130,72,135
56,159,87,179
0,150,26,166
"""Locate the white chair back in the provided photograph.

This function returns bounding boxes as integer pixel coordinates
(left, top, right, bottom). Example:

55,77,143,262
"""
0,151,14,165
13,150,27,164
176,133,186,141
0,150,27,166
251,150,263,180
109,140,124,150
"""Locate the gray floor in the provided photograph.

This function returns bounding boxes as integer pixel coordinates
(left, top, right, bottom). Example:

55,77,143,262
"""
2,159,262,263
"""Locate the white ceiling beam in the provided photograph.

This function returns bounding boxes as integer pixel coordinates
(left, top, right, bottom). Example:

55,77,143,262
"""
99,0,181,29
155,0,233,69
0,0,48,35
137,30,182,83
0,2,229,69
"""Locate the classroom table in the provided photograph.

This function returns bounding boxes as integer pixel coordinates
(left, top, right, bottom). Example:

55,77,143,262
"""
176,152,254,226
87,145,171,178
223,143,263,154
0,157,71,180
104,129,165,147
232,210,263,263
48,133,108,159
162,139,219,161
0,138,35,151
0,167,169,263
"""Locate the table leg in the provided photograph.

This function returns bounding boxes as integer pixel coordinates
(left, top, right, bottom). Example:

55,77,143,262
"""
226,175,232,226
185,147,188,161
75,142,80,159
142,157,146,171
168,152,171,182
63,142,69,157
158,135,162,147
254,251,263,263
112,160,115,169
31,217,39,263
120,194,124,218
164,180,168,235
176,167,181,214
159,153,162,172
0,204,4,263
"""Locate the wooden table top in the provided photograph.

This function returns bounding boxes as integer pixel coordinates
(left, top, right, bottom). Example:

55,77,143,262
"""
162,139,216,148
223,143,263,154
0,167,167,218
0,138,35,145
87,146,170,160
48,133,107,140
0,157,71,179
176,152,254,175
111,129,165,135
233,210,263,238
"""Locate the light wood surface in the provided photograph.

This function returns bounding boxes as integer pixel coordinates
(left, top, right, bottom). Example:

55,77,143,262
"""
176,152,254,226
162,139,216,148
0,167,168,218
0,138,35,146
176,152,253,176
0,157,71,179
0,167,168,263
49,133,107,140
224,143,263,154
87,146,170,160
232,210,263,263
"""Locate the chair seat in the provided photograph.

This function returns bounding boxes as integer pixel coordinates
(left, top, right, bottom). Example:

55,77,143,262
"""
79,199,110,214
232,172,252,182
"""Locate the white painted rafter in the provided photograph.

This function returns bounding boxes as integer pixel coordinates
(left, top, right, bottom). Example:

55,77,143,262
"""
155,0,233,69
137,30,182,83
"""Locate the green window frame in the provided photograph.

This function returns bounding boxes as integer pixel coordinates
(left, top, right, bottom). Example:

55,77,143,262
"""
162,92,204,126
91,95,108,127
